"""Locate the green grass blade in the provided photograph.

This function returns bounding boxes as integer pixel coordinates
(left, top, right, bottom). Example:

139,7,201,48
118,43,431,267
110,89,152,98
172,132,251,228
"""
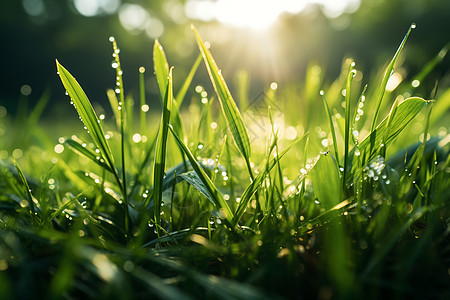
179,171,216,205
56,61,120,189
175,54,202,108
370,23,415,132
430,87,450,126
310,153,342,209
64,138,113,173
343,65,356,193
13,160,36,222
28,88,50,125
412,43,448,87
192,26,252,168
110,37,129,233
41,193,82,226
321,90,340,165
233,134,307,225
381,96,400,158
139,66,147,132
168,125,234,226
106,89,121,129
154,39,170,104
152,67,174,229
349,97,429,179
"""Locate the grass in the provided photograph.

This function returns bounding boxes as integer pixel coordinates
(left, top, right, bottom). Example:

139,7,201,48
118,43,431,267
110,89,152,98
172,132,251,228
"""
0,24,449,299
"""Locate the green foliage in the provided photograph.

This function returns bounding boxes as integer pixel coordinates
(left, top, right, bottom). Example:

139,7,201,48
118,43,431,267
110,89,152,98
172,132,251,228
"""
0,26,449,300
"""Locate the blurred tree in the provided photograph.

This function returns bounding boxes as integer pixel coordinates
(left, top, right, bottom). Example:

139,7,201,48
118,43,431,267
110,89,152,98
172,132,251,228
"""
0,0,448,116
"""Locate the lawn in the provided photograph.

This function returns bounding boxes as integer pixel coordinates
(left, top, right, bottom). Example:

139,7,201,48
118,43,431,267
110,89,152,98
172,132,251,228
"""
0,20,449,299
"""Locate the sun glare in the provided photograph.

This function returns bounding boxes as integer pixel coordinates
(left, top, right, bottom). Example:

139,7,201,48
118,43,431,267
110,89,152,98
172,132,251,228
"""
185,0,360,30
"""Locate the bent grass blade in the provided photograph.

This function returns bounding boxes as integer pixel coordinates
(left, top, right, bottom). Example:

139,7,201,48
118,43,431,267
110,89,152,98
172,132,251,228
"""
192,26,252,176
56,61,121,191
168,125,234,227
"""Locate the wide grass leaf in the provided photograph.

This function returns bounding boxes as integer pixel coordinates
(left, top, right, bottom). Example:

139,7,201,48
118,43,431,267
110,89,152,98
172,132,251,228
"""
310,153,342,209
56,61,119,187
192,26,251,164
154,39,170,104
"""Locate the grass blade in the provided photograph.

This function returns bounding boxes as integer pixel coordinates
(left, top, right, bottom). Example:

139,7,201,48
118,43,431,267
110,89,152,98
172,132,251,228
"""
233,133,307,225
370,23,416,132
179,171,216,205
152,67,174,230
56,61,121,189
13,160,37,223
320,90,340,165
168,125,234,227
192,26,252,174
175,54,202,108
64,138,113,173
349,97,429,180
154,39,170,104
139,66,147,132
343,65,356,193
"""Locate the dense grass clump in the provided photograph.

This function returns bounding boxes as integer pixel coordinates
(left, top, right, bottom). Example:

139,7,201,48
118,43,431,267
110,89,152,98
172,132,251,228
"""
0,24,449,299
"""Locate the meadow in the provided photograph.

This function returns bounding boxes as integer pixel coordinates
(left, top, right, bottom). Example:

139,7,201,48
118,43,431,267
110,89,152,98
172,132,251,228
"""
0,24,449,299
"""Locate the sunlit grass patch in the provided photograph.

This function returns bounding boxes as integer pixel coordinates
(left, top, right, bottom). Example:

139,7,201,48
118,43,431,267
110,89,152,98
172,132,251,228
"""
0,24,449,299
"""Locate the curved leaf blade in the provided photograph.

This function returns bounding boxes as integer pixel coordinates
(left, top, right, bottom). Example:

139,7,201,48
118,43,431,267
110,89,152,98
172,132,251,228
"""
192,26,251,162
56,61,118,181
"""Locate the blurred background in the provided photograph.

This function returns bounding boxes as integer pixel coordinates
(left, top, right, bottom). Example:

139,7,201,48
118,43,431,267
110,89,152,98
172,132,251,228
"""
0,0,449,117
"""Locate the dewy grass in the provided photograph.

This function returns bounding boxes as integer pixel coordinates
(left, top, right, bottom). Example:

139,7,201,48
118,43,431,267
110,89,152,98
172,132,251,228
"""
0,24,449,299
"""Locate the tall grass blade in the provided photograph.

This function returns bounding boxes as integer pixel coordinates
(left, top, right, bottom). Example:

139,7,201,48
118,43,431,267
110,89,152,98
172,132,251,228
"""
321,90,339,165
192,26,252,173
154,39,170,104
110,37,129,233
107,89,121,129
152,67,174,230
175,54,202,108
343,65,356,193
139,66,147,132
171,54,202,139
370,23,415,132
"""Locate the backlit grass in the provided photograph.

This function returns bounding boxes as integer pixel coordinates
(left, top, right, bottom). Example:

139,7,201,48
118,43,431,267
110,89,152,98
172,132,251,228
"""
0,24,449,299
